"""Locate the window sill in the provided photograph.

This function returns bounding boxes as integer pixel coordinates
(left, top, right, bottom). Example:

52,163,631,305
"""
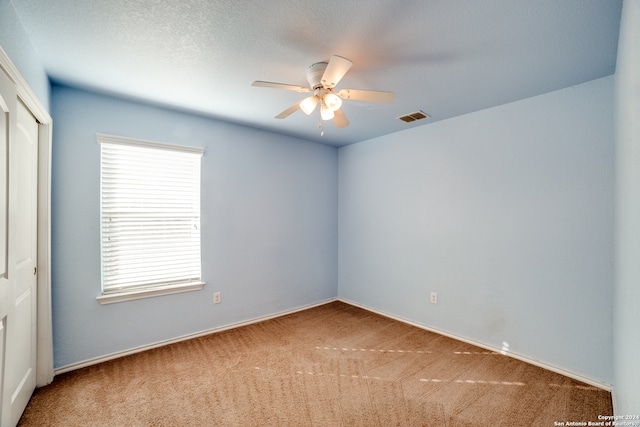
96,281,205,305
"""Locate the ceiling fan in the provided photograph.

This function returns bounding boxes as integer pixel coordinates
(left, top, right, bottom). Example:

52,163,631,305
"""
252,55,394,132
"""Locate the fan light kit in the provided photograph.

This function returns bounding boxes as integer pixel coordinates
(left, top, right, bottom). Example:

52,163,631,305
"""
252,55,394,135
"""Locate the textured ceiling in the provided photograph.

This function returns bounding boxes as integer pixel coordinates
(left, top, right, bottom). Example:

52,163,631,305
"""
11,0,622,146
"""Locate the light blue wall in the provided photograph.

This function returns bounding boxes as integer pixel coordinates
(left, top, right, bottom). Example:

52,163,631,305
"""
51,85,338,368
0,0,50,111
339,76,615,385
613,0,640,414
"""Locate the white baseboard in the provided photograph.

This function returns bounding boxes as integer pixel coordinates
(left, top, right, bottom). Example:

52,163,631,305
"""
338,297,613,392
54,297,338,375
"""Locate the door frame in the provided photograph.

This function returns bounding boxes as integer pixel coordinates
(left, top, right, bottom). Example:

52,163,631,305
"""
0,46,54,387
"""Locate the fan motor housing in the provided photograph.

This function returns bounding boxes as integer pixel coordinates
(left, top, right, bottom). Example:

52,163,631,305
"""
306,62,328,89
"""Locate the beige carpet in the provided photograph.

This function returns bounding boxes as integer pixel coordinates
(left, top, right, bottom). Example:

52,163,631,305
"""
19,301,612,426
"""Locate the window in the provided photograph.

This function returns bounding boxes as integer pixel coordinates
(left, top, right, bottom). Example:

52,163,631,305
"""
97,134,204,304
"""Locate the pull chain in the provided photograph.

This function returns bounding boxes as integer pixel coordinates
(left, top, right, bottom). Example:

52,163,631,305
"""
318,108,325,136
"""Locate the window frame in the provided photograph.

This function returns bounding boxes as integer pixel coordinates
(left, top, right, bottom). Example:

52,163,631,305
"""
96,133,205,305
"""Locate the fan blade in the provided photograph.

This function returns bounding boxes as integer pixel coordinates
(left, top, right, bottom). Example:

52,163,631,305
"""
252,81,311,93
321,55,353,88
332,108,349,128
275,101,301,119
337,88,395,103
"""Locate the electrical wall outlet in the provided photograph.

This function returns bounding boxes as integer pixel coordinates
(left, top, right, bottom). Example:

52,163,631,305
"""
430,292,438,304
213,291,221,304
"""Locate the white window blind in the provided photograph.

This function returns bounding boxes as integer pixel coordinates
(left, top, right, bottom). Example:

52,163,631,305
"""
98,134,204,296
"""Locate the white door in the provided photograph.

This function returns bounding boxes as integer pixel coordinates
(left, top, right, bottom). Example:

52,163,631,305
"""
0,60,16,427
0,68,39,426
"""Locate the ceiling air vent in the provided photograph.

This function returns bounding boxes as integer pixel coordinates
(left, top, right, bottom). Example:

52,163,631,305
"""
397,110,430,123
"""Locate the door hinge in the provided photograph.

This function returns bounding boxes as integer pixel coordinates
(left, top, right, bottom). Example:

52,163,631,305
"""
34,267,37,275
